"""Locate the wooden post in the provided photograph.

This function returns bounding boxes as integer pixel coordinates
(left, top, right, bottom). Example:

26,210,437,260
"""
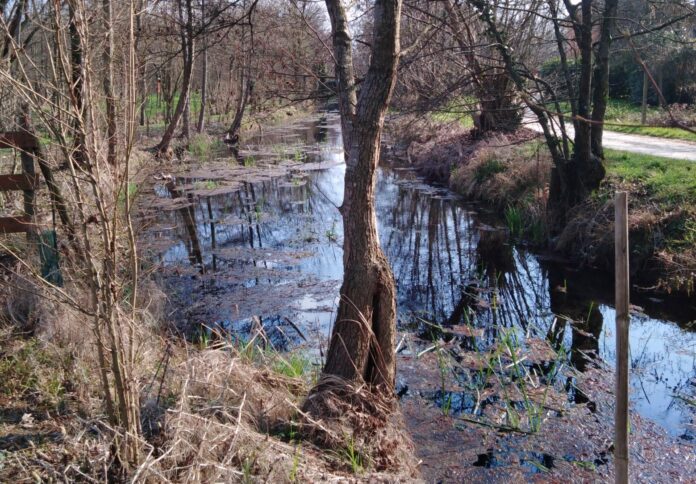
615,191,630,484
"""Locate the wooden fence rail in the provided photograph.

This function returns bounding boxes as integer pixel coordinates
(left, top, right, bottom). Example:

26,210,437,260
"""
0,130,39,235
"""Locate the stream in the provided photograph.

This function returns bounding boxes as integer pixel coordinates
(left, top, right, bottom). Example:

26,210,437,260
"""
138,113,696,455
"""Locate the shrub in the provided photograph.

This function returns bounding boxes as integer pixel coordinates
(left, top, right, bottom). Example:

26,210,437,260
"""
474,158,506,183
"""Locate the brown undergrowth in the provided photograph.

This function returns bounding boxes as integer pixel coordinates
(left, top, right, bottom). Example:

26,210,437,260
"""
0,270,419,482
556,184,696,294
302,376,418,476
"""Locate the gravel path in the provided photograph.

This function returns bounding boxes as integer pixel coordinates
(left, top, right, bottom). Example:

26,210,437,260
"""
524,117,696,161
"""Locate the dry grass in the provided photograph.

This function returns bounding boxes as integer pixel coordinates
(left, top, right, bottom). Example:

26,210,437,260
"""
127,344,418,482
135,347,305,482
386,113,541,186
0,273,420,482
556,182,696,293
450,142,550,209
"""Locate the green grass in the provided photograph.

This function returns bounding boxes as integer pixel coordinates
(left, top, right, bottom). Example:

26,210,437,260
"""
604,124,696,142
189,133,224,160
0,339,66,405
430,96,476,128
272,353,310,379
604,99,657,120
336,434,365,474
504,205,524,239
143,91,203,121
605,149,696,257
604,149,696,206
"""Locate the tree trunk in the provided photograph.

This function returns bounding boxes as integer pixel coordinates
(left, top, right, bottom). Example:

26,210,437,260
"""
196,44,207,133
102,0,117,165
573,0,594,174
590,0,619,159
314,0,401,390
324,0,357,146
155,0,194,155
227,75,253,141
136,2,147,127
196,0,207,133
68,3,86,166
181,91,190,139
641,70,648,124
544,0,604,230
476,75,521,134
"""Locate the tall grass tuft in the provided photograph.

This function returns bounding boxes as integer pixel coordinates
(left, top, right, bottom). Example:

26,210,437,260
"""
505,205,524,238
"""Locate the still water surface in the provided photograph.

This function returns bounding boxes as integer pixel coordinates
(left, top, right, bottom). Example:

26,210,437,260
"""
140,113,696,439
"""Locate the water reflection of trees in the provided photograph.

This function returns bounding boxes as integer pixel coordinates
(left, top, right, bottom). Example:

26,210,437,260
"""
161,158,608,375
378,169,605,367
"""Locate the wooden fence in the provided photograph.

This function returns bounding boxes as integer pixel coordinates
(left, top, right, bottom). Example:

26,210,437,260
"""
0,131,38,235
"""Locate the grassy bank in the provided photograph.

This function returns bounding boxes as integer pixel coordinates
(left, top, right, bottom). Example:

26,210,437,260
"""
462,141,696,292
588,150,696,292
604,149,696,206
449,139,550,244
396,113,696,293
606,124,696,142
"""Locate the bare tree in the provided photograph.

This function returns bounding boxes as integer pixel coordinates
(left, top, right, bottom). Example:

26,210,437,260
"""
196,0,208,132
469,0,608,231
1,0,143,469
155,0,195,156
103,0,117,164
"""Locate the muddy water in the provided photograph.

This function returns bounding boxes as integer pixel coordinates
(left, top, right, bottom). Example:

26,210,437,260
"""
139,114,696,444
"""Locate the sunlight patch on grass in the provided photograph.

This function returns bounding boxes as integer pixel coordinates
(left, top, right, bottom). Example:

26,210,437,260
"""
605,124,696,143
604,149,696,206
429,96,477,128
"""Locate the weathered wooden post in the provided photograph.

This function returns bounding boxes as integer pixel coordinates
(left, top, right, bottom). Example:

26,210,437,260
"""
615,191,630,484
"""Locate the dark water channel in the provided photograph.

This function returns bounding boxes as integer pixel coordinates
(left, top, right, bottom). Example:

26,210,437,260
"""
139,113,696,442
